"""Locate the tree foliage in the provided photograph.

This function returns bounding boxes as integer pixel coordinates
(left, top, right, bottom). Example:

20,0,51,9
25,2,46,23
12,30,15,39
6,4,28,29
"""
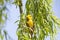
0,0,60,40
0,0,7,40
0,0,59,40
16,0,60,40
0,0,12,40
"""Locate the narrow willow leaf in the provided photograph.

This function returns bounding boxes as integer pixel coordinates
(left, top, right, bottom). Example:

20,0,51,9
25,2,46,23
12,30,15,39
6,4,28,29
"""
15,20,19,23
46,0,52,4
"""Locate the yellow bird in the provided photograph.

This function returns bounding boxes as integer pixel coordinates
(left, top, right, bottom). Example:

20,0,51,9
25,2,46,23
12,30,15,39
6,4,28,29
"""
26,15,33,28
26,14,34,38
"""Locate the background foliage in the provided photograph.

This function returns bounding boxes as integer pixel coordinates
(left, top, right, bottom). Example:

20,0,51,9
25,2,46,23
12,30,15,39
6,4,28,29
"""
0,0,12,40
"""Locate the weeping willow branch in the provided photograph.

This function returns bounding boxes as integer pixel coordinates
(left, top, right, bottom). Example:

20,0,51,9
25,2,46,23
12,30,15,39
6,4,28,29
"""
18,0,23,14
17,0,23,40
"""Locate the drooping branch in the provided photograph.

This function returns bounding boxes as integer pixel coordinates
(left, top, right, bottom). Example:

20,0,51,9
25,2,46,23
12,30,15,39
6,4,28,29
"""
19,0,23,14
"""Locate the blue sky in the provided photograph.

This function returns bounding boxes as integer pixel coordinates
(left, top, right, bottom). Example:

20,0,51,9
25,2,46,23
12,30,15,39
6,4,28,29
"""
53,0,60,18
4,0,60,40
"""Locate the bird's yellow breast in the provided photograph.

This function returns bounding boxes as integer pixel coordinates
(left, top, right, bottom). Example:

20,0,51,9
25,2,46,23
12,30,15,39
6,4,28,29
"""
27,20,33,28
